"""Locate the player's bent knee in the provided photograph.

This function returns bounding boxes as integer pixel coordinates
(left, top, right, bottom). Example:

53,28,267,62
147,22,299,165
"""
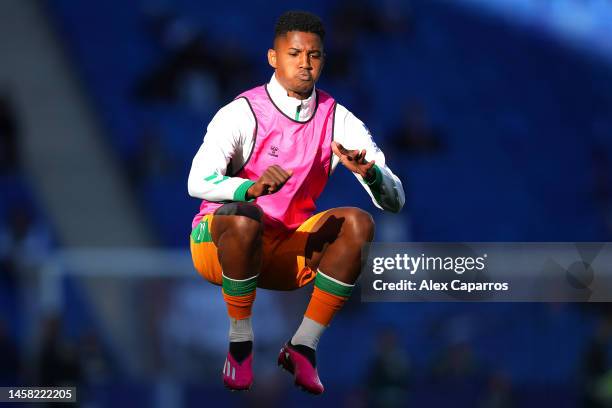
227,215,263,241
342,207,375,241
213,203,263,246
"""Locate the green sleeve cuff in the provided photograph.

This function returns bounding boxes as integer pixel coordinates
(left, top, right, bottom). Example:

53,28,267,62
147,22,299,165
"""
363,164,383,188
233,180,256,202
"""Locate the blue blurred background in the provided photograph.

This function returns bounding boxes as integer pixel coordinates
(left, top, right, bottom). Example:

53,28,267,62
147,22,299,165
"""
1,0,612,406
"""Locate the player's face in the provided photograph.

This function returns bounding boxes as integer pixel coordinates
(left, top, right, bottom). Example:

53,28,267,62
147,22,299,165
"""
268,31,324,99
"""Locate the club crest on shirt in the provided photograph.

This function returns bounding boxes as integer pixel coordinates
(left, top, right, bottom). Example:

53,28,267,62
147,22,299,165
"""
268,145,279,158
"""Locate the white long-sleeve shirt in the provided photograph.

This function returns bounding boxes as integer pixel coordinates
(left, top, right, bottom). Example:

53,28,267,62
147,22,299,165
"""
188,74,405,213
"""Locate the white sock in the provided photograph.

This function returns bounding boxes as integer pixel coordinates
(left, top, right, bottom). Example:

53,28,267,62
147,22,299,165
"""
291,316,326,350
229,317,253,342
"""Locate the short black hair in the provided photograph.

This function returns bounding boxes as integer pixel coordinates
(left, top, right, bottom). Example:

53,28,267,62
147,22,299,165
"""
274,10,325,42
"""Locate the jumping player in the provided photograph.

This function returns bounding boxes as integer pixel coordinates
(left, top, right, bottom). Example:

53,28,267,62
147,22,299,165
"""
188,10,404,394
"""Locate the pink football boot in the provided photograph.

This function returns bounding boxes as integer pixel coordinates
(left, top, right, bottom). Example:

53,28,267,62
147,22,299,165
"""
277,343,324,395
222,352,253,391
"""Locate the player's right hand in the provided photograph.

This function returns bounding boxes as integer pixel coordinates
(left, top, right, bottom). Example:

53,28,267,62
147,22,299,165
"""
246,165,293,199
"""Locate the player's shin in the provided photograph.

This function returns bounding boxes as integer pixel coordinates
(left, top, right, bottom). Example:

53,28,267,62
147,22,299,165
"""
222,273,258,361
222,272,258,321
292,270,354,350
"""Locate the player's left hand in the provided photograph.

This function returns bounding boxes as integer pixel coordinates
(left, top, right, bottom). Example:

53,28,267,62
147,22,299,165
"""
332,141,376,181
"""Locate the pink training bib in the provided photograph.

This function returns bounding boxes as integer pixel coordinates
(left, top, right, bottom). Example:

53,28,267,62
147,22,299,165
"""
193,84,336,231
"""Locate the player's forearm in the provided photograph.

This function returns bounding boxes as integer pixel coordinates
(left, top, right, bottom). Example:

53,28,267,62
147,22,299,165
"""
188,171,255,202
362,164,405,213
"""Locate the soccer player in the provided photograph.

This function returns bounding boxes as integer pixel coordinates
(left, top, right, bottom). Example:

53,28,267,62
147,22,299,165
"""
188,10,404,394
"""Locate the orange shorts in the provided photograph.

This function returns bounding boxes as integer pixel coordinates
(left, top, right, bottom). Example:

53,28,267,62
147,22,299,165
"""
190,210,329,291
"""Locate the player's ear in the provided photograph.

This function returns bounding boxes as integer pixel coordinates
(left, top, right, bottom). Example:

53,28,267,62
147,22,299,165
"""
267,48,277,69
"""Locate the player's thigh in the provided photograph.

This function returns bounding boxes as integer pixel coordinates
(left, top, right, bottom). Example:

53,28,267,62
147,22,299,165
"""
303,206,374,271
257,210,331,291
190,214,222,285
